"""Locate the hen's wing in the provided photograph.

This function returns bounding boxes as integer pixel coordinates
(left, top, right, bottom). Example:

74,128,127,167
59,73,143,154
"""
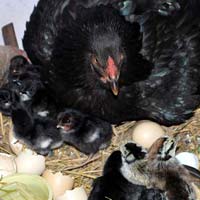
23,0,72,65
136,3,200,125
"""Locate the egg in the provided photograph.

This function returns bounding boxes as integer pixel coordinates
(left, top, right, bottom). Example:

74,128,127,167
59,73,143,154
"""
176,152,199,169
132,120,165,149
43,169,74,198
0,153,17,177
9,128,26,155
192,183,200,200
15,149,45,175
56,186,88,200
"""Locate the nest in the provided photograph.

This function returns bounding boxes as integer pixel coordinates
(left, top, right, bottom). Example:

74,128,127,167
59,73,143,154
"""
0,111,200,195
0,45,199,195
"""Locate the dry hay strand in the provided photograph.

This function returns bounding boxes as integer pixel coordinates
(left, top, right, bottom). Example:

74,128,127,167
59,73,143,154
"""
0,111,200,194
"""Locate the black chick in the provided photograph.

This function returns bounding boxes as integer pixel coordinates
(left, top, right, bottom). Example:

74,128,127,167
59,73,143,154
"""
11,94,63,155
57,109,112,154
7,56,45,110
88,144,165,200
0,87,13,116
8,56,40,83
120,138,200,200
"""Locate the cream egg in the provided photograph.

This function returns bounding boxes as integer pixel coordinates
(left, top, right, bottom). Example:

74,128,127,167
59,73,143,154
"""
56,186,88,200
43,169,74,198
176,152,199,169
15,149,45,175
0,153,17,177
132,120,165,149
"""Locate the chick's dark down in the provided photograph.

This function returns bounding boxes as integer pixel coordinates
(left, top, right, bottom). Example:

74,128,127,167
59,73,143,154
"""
23,0,200,125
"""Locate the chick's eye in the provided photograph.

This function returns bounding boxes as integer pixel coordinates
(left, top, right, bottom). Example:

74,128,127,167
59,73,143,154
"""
120,53,124,61
63,118,71,124
66,119,71,123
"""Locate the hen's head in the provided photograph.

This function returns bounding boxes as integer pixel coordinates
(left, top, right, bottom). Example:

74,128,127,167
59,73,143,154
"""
89,29,125,95
53,5,143,96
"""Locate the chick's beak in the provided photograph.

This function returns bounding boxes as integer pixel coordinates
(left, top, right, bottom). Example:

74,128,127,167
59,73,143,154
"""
56,124,62,129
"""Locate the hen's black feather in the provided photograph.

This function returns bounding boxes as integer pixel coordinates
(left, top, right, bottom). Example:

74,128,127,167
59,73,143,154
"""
23,0,200,125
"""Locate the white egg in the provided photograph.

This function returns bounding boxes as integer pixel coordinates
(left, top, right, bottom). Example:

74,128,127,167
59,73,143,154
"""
176,152,199,169
15,149,45,175
43,169,74,198
56,186,88,200
0,153,17,177
132,120,165,149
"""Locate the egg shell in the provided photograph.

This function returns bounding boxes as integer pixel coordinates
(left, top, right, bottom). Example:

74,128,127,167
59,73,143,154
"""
9,128,26,155
43,169,74,198
176,152,199,169
192,183,200,200
0,153,17,177
15,149,45,175
132,120,165,149
56,186,88,200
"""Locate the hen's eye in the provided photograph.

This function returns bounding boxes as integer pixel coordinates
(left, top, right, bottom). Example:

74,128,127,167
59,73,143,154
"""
91,55,99,65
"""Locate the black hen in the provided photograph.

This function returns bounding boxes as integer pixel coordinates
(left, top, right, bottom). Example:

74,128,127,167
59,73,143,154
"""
23,3,152,124
23,0,200,125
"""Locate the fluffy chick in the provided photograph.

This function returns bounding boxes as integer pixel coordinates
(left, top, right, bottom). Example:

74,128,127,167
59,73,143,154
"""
7,56,45,110
88,144,164,200
0,87,13,116
120,137,200,200
57,109,112,154
11,94,63,155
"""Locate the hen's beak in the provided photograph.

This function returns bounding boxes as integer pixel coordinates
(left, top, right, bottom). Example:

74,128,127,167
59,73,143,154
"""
106,56,120,96
110,78,119,96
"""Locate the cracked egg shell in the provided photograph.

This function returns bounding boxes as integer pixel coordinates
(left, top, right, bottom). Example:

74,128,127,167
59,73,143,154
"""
176,152,199,170
0,153,17,177
15,149,45,175
42,169,74,198
56,186,88,200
